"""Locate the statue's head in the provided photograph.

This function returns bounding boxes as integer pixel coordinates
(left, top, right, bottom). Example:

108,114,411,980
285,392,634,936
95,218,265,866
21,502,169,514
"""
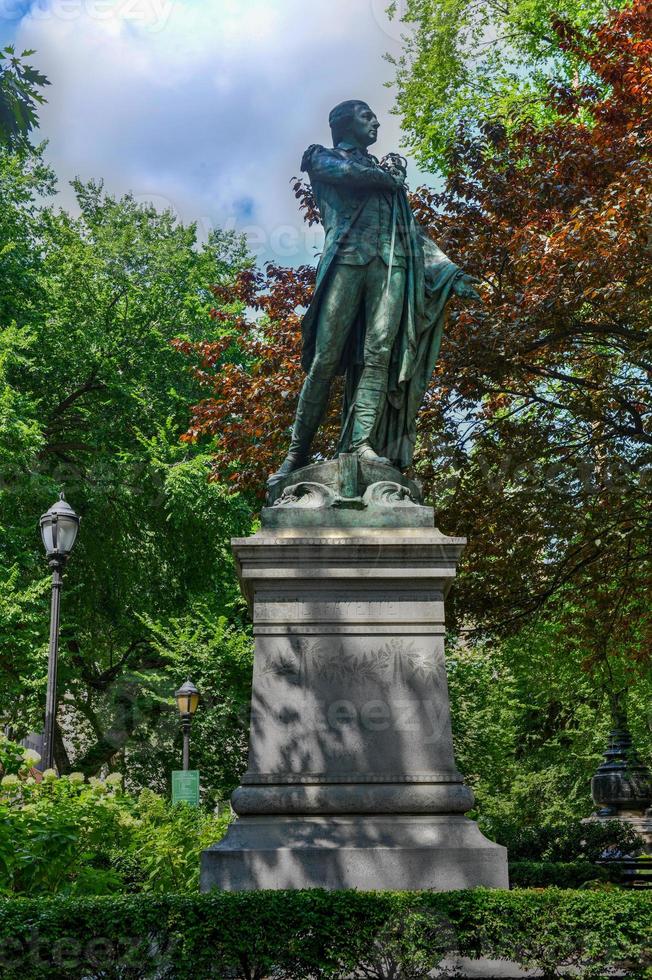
329,100,379,148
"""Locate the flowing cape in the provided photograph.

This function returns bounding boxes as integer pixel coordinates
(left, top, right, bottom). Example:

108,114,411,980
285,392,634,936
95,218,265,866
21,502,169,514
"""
300,186,460,470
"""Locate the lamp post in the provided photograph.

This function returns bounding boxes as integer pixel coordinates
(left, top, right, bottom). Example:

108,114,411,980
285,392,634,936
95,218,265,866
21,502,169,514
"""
39,493,80,771
174,679,200,771
591,698,652,818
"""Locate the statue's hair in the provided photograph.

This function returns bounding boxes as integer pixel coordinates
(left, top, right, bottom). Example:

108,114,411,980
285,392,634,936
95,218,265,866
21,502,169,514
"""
329,100,371,144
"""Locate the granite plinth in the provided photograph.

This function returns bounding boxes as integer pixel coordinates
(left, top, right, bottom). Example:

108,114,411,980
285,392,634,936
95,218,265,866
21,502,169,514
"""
201,462,507,892
202,815,508,891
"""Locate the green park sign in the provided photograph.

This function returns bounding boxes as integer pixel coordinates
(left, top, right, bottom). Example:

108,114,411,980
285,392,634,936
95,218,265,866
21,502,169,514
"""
172,770,200,806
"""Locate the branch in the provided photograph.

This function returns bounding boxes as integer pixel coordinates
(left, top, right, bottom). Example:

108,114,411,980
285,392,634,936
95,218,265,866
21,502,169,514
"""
464,542,605,636
46,366,105,423
71,681,144,776
520,362,602,391
84,639,153,693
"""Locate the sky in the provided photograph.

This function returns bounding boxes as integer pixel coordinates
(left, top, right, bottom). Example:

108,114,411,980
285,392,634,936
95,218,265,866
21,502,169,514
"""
1,0,425,265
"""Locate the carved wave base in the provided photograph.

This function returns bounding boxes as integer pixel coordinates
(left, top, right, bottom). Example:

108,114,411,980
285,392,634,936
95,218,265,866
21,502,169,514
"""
263,453,434,528
200,512,508,892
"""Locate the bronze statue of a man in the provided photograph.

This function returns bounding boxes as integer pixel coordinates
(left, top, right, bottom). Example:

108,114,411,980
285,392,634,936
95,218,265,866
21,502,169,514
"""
269,100,479,486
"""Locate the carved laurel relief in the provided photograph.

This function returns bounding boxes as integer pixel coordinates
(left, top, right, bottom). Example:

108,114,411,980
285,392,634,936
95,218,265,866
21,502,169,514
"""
260,638,441,686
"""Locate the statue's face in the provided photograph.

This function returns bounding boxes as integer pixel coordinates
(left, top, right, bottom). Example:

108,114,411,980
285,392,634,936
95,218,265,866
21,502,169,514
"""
347,104,380,147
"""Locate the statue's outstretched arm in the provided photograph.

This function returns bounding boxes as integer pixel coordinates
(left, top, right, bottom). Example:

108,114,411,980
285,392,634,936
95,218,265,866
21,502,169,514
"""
418,225,457,270
302,144,398,191
418,224,482,301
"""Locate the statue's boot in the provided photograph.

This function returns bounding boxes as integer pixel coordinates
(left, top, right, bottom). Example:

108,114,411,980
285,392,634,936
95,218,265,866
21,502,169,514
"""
350,367,392,466
268,377,330,487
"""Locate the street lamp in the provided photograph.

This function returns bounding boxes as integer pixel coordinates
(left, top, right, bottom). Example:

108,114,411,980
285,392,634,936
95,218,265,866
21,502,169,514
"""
39,492,80,771
175,679,200,771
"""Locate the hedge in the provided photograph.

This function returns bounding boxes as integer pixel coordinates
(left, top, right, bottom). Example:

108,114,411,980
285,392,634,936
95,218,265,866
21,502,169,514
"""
0,889,650,979
508,860,611,889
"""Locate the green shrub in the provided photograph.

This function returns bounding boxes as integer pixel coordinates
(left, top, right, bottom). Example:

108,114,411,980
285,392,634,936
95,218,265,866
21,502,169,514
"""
0,764,229,896
0,890,648,979
0,736,35,777
502,818,645,862
509,860,611,889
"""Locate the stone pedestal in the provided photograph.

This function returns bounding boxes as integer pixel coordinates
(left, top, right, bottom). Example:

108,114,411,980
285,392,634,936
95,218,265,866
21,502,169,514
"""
201,457,508,891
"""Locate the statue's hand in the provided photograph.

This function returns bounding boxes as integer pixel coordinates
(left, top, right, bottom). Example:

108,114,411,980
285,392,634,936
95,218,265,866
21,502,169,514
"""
380,152,407,189
453,274,482,301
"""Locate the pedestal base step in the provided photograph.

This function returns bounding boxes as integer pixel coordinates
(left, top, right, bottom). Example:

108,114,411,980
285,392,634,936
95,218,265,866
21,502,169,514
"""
201,815,508,892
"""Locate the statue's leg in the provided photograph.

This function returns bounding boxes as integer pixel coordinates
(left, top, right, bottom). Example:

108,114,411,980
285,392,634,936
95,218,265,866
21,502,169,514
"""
350,260,407,463
268,265,366,485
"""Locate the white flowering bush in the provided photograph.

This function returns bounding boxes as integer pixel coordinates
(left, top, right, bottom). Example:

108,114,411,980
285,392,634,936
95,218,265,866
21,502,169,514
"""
0,739,229,897
0,736,31,777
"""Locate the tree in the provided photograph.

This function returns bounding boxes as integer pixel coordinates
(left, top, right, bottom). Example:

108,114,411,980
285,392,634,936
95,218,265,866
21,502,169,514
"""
406,0,651,670
1,144,57,722
173,262,319,494
385,0,630,173
0,48,49,149
0,169,254,794
131,610,253,805
446,615,652,851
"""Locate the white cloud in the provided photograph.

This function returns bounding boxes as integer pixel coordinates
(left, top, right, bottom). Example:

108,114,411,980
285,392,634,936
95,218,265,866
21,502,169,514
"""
13,0,422,265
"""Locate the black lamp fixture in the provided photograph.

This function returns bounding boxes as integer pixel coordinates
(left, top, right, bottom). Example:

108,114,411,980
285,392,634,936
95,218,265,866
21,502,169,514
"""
40,492,81,561
175,679,200,771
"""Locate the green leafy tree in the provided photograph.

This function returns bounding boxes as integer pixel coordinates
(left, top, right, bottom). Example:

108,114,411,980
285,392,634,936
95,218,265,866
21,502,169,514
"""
115,610,253,807
386,0,630,172
0,141,55,322
1,144,57,720
0,47,49,149
0,164,254,793
447,608,652,852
